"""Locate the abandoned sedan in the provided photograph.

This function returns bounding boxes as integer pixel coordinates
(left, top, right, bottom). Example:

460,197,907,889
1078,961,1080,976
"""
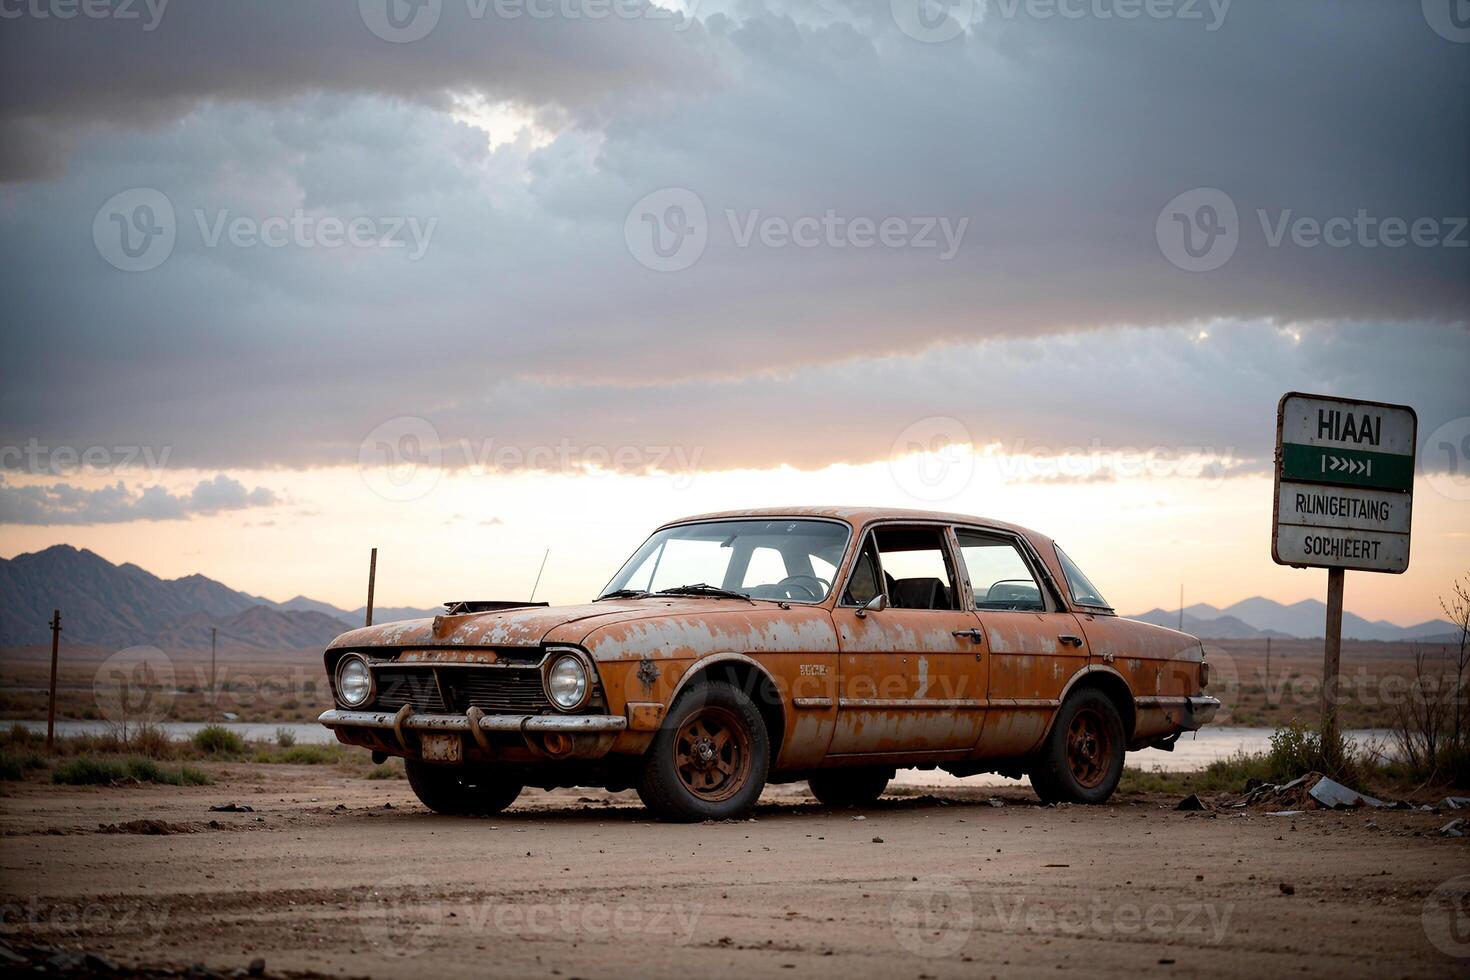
319,508,1219,821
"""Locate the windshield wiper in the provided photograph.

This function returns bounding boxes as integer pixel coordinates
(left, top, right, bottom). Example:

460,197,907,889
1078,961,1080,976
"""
596,589,657,601
656,583,755,603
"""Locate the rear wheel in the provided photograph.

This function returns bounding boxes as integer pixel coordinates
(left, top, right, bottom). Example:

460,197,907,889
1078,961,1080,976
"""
808,767,892,808
405,760,523,815
1029,688,1125,804
637,680,770,822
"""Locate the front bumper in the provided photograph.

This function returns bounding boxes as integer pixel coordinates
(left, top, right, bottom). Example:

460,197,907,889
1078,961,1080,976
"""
319,708,627,734
319,707,627,761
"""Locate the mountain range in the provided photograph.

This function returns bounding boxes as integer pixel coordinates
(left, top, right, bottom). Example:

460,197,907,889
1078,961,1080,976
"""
1128,600,1457,643
0,545,1458,650
0,545,439,650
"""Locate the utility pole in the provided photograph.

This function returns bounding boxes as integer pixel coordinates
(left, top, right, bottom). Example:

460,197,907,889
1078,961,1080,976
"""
529,549,550,603
1178,584,1184,631
365,547,378,627
1264,635,1272,707
46,610,61,751
210,627,218,709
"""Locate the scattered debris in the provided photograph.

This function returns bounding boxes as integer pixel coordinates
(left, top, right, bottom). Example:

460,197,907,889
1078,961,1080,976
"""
1442,797,1470,811
209,803,254,813
1279,883,1295,896
871,836,885,844
1307,777,1383,810
98,820,193,835
1440,819,1465,839
985,797,1005,808
1176,794,1207,811
852,815,866,821
1266,810,1305,818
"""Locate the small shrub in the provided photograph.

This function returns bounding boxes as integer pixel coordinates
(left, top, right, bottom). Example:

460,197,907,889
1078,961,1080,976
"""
1268,718,1357,783
274,727,297,749
191,725,245,756
126,723,177,759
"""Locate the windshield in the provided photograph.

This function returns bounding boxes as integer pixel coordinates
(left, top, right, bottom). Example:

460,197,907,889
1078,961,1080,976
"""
600,519,851,604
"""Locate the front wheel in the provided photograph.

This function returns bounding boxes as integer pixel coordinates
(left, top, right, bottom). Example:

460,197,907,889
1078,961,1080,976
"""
405,760,523,815
1028,688,1125,804
637,680,770,822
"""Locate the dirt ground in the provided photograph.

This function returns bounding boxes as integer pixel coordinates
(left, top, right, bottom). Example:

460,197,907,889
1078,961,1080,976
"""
2,765,1468,979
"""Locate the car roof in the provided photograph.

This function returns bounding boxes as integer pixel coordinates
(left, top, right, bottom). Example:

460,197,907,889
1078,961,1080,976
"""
663,506,1053,546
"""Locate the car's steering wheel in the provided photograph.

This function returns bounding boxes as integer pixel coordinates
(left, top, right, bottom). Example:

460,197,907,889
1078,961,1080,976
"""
776,574,828,600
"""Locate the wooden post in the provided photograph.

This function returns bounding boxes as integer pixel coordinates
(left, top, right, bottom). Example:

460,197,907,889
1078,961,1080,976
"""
46,610,61,750
209,627,218,709
1264,636,1272,707
1321,567,1345,741
365,547,378,627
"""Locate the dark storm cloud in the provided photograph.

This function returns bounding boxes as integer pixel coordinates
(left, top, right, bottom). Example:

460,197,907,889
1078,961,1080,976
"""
0,0,1465,475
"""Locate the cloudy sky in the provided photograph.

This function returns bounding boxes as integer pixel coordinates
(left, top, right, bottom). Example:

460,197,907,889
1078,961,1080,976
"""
1,0,1466,621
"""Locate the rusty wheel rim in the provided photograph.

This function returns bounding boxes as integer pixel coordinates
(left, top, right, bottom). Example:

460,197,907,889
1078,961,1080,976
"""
1066,707,1113,789
674,706,751,803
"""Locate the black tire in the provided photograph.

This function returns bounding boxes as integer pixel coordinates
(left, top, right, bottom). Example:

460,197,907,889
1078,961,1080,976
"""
1028,688,1126,805
637,680,770,822
405,760,523,815
808,768,892,808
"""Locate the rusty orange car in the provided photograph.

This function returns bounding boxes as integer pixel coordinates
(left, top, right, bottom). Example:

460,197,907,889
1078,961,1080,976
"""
319,507,1219,821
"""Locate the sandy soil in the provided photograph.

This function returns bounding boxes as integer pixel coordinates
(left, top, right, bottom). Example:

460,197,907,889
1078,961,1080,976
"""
2,764,1467,979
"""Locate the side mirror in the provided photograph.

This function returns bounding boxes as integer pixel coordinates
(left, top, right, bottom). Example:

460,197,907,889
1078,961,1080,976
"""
855,594,889,618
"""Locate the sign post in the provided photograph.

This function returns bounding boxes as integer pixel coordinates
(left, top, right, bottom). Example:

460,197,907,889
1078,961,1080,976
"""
1273,392,1417,741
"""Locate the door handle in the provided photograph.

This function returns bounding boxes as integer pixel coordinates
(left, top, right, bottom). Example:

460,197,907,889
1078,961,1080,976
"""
952,628,985,644
1058,634,1084,648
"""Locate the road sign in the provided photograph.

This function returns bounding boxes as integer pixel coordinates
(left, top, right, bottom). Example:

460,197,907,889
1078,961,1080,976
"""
1273,392,1416,574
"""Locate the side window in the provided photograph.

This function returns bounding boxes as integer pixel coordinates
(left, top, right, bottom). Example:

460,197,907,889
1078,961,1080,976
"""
843,535,882,605
1055,546,1110,608
872,526,958,610
956,531,1045,612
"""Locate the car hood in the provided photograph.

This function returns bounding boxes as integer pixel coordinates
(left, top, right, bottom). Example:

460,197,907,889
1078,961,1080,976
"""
326,598,760,650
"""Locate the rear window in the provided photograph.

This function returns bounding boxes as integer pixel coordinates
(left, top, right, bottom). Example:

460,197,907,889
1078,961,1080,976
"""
1054,546,1110,609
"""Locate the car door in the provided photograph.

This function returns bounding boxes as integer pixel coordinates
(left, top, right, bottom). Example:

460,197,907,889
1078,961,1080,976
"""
827,524,988,757
955,527,1090,758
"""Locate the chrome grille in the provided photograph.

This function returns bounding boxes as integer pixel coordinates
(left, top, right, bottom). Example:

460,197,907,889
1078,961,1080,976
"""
371,665,551,715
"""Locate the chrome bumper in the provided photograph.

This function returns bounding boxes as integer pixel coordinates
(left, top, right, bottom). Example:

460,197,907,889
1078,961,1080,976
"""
318,708,628,734
1183,695,1221,729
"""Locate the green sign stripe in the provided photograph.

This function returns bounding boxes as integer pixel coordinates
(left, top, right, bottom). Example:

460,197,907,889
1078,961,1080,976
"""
1280,442,1414,492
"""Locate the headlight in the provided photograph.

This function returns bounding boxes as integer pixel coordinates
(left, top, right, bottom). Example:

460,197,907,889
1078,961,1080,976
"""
545,654,590,711
336,655,373,707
